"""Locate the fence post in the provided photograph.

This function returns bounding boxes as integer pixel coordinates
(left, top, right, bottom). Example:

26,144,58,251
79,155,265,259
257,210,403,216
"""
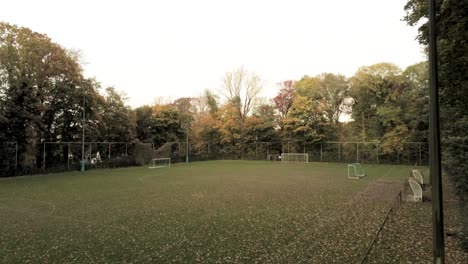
376,143,379,164
338,143,341,161
320,143,323,162
287,141,290,153
397,149,400,164
43,143,46,170
125,143,128,156
356,143,359,163
15,142,18,170
108,143,111,159
67,143,70,169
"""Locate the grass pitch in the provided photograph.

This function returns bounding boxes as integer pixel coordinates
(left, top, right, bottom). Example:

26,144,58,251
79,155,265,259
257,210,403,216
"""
0,160,416,263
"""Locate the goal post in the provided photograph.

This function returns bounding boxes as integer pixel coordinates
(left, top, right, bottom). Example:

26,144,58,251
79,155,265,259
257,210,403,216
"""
348,163,366,179
149,158,171,169
281,153,308,163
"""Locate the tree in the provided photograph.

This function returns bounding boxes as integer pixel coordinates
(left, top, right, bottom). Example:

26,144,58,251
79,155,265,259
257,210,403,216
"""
405,0,468,249
288,73,349,142
283,95,328,143
242,103,277,144
0,22,86,169
218,102,242,146
273,80,294,131
134,105,154,143
190,91,222,155
349,63,407,146
295,74,349,124
221,67,262,129
99,87,135,142
402,62,429,143
134,104,183,148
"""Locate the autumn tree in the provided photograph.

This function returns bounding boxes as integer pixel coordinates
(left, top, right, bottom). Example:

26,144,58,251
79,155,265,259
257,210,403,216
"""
295,73,349,125
349,63,410,153
242,103,277,144
283,95,328,143
221,67,262,131
273,80,294,132
190,90,222,155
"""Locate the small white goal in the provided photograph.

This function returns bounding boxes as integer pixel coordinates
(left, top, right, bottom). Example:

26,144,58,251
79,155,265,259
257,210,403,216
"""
149,158,171,169
281,153,308,163
348,163,366,179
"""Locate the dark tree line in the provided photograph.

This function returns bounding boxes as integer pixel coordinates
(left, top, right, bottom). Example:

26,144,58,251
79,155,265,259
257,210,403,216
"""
405,0,468,250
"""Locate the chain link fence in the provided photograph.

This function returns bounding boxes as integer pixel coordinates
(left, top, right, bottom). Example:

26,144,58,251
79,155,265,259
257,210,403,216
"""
1,140,428,177
186,141,429,166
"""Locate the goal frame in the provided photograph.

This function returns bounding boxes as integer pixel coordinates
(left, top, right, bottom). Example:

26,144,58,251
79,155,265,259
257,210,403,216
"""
348,163,366,179
149,158,171,169
280,153,309,163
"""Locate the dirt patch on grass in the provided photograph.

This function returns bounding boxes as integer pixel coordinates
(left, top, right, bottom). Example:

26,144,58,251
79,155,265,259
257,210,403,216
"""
350,180,403,204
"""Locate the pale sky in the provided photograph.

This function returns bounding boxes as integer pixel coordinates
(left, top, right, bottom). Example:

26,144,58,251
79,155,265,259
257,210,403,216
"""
0,0,425,107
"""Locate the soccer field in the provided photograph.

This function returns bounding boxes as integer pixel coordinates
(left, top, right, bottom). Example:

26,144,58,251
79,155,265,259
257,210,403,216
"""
0,160,415,263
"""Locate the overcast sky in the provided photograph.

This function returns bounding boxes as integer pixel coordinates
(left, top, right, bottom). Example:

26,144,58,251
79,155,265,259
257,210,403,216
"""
1,0,425,107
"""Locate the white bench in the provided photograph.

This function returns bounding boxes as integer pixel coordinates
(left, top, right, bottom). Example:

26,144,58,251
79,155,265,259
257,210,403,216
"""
411,169,424,185
408,179,423,202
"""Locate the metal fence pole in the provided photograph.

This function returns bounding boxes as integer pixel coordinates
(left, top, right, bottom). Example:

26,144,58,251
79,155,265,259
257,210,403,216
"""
338,143,341,161
43,143,46,170
15,142,18,170
356,143,359,163
320,143,323,162
376,143,379,164
125,143,128,156
67,143,70,169
108,143,111,159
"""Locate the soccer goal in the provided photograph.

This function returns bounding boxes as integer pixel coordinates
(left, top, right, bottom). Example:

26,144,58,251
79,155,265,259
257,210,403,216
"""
281,153,308,163
149,158,171,169
348,163,366,179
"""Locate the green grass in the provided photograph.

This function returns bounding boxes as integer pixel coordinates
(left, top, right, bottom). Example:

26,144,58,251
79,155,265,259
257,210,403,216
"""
0,160,415,263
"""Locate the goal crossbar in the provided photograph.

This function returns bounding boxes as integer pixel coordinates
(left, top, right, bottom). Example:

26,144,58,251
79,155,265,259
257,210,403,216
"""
149,158,171,169
281,153,308,163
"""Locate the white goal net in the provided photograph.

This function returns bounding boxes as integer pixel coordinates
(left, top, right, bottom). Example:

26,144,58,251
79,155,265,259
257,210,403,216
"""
347,163,365,179
281,153,308,163
149,158,171,169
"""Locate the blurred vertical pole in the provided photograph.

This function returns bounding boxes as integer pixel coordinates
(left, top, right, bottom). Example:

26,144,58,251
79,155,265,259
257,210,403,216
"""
429,0,445,263
376,143,379,164
43,143,46,170
15,142,18,170
320,143,323,161
67,143,70,169
338,143,341,161
186,128,189,163
82,87,85,162
356,143,359,163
